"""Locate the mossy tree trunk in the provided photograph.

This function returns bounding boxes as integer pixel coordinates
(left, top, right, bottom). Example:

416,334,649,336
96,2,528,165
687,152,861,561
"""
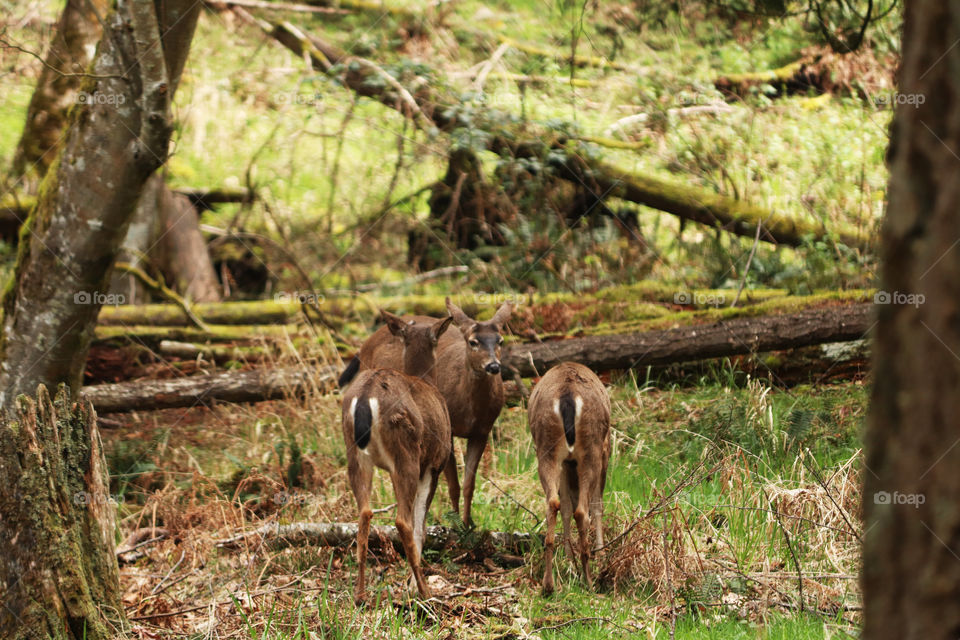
0,0,201,409
10,0,110,184
863,2,960,637
10,0,219,304
0,385,121,639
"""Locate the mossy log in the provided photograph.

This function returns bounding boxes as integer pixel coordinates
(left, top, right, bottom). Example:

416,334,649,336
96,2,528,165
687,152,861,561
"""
97,300,302,326
503,302,873,377
83,365,338,413
573,156,869,249
0,385,125,639
498,35,639,72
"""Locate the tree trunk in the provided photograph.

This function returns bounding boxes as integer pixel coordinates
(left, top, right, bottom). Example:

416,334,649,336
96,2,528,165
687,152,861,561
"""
504,302,872,377
0,385,121,640
156,182,222,302
863,2,960,638
10,0,110,183
0,0,201,410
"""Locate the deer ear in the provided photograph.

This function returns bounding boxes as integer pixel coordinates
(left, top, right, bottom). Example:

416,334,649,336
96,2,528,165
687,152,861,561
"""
432,315,454,342
491,302,514,329
445,297,473,327
381,310,407,337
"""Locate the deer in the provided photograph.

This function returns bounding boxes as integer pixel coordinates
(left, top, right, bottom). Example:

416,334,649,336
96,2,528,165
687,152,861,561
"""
340,310,453,603
527,361,611,595
339,298,513,527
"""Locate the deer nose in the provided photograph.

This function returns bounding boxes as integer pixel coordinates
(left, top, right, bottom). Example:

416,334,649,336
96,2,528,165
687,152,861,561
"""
485,362,501,375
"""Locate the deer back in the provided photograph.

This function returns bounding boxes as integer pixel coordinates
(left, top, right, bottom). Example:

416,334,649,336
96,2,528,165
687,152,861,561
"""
528,362,610,462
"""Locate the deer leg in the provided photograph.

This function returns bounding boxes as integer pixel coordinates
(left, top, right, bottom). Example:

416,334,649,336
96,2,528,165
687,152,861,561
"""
591,476,605,551
538,455,562,596
412,469,433,557
443,447,461,518
461,434,488,527
349,454,374,605
574,468,595,589
559,461,576,561
393,468,430,599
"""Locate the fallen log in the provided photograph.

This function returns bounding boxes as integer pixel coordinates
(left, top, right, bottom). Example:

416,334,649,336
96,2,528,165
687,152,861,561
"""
84,301,872,412
503,302,873,377
83,365,337,413
215,520,537,554
97,300,301,326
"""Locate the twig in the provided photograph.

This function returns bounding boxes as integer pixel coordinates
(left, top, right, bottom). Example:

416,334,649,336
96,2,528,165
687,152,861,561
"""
801,449,862,541
210,0,350,13
348,57,436,131
731,221,762,308
766,489,804,613
481,474,541,525
114,262,210,331
328,265,470,294
473,42,510,92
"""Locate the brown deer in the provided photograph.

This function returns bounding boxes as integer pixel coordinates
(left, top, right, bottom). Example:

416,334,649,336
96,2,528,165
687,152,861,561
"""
527,362,610,595
341,310,453,603
339,298,513,526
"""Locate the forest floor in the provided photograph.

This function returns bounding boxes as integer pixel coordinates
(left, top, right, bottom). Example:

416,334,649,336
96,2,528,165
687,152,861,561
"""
102,365,866,639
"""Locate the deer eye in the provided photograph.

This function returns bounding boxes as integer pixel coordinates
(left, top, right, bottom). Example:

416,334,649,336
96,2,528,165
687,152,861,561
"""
468,338,480,348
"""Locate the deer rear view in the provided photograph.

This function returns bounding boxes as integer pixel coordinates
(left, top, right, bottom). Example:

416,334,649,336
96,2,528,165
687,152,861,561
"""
528,362,610,595
339,298,513,526
341,311,453,603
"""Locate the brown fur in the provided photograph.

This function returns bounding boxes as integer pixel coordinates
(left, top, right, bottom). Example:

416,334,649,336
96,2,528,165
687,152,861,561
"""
347,298,512,526
527,362,611,595
340,312,452,602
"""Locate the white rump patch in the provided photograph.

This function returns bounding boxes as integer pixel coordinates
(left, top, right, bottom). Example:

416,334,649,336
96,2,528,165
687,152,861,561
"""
350,396,380,457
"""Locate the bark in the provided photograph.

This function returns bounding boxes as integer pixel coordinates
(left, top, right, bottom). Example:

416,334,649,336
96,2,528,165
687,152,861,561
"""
156,183,222,302
863,2,960,638
110,174,222,303
254,15,869,251
0,0,201,411
11,0,111,182
216,520,536,554
0,385,122,640
503,303,872,377
109,174,165,305
82,365,338,413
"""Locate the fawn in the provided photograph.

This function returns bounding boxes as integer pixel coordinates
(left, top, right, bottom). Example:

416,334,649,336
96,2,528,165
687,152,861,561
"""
340,311,453,602
527,362,610,595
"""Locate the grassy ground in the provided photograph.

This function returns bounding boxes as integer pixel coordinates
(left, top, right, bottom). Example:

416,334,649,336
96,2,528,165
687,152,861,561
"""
103,364,865,638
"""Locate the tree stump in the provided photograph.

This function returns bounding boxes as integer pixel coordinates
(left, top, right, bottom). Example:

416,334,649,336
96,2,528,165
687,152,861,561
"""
0,385,125,640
